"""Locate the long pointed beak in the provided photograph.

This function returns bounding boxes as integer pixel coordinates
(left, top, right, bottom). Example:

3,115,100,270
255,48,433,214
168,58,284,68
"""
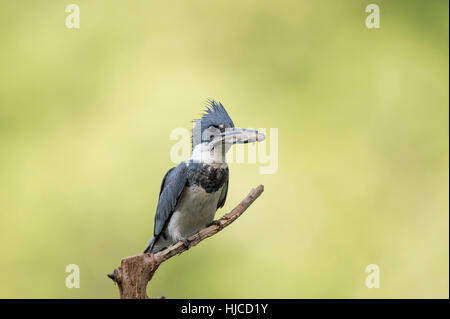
209,128,265,149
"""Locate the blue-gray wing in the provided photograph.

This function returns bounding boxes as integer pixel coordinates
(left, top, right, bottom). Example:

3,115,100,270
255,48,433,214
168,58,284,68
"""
153,162,188,237
217,168,229,209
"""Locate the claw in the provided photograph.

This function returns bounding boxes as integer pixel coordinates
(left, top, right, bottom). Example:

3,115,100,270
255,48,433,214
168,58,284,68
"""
180,237,191,250
207,220,222,229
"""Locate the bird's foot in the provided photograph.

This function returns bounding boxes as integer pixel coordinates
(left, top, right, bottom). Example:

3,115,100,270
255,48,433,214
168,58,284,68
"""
207,219,223,229
180,237,191,250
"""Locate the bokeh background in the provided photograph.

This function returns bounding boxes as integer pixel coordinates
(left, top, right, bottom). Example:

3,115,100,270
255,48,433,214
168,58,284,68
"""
0,0,448,298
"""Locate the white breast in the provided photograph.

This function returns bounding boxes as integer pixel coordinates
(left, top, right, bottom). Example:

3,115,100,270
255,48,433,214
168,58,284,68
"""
167,185,223,242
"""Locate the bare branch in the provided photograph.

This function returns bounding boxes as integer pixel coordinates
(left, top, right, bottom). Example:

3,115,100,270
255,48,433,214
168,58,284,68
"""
107,184,264,299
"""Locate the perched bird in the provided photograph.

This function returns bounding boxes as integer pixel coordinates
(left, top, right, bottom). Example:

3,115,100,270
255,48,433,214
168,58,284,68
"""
144,100,265,253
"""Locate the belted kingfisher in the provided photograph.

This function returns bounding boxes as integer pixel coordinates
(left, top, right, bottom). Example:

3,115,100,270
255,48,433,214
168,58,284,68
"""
144,100,265,253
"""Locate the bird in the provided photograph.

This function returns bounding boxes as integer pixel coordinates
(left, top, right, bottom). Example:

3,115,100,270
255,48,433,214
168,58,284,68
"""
143,100,265,254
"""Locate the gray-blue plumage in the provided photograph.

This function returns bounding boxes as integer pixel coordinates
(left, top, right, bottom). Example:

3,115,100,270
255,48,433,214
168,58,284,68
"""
144,100,263,254
144,161,229,253
153,164,189,239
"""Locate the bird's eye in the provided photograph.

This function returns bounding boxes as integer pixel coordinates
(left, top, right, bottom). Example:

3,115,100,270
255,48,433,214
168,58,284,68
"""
210,125,224,132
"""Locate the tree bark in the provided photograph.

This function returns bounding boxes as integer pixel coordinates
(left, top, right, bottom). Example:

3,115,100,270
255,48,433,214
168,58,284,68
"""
107,184,264,299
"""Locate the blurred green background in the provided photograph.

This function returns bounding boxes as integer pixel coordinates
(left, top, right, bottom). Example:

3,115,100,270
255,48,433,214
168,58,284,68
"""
0,0,448,298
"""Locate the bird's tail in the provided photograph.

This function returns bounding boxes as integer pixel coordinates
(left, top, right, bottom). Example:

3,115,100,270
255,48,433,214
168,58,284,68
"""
143,237,155,254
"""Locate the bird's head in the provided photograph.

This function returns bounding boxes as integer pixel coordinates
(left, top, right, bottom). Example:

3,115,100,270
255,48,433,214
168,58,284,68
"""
191,100,265,163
